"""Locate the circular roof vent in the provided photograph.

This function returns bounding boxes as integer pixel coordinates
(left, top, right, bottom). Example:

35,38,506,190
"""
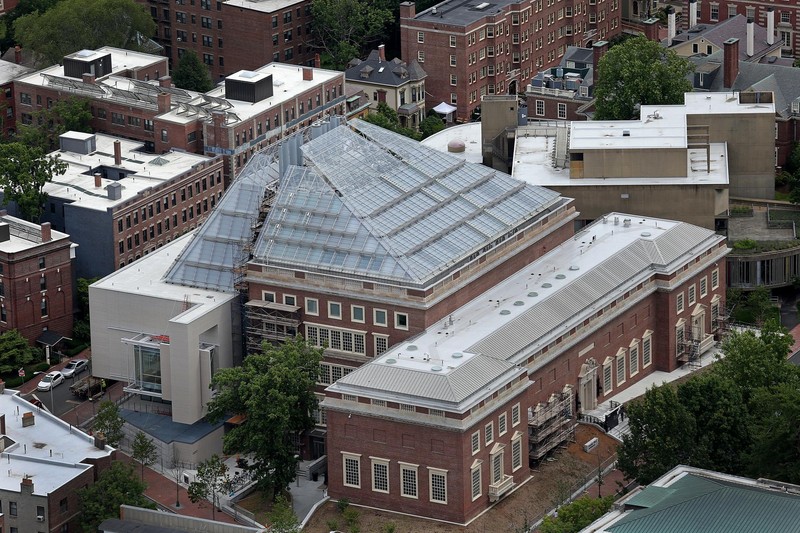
569,265,580,271
556,274,566,279
452,352,463,359
641,232,652,237
514,300,525,306
407,345,418,351
500,309,511,315
386,358,397,365
431,365,443,372
447,139,466,153
542,282,553,288
528,291,538,297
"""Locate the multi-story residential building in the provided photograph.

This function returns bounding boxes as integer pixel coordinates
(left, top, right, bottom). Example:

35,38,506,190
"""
345,44,427,130
399,0,622,122
526,44,601,122
0,384,115,533
0,58,32,138
665,12,782,62
689,0,798,58
137,0,315,80
0,214,73,346
14,47,347,185
38,131,224,279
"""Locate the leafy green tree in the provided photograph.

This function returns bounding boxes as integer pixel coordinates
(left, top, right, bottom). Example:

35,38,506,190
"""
594,36,694,120
73,277,99,343
420,115,445,139
786,142,800,176
171,51,213,92
617,384,697,484
188,454,231,520
0,329,37,374
268,494,300,533
14,0,156,66
0,143,67,221
131,431,158,481
93,400,125,447
17,96,93,152
363,103,421,140
206,336,322,496
311,0,394,69
1,0,60,53
78,461,153,533
745,383,800,484
540,496,615,533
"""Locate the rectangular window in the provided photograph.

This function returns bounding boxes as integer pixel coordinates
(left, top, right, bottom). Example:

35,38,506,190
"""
305,297,318,315
374,309,387,326
372,459,389,493
512,435,523,471
676,292,684,314
351,305,365,323
676,323,685,358
450,54,457,67
343,453,361,488
417,50,425,62
535,100,545,116
9,501,16,516
472,431,480,454
450,35,457,47
429,469,447,504
558,103,567,119
629,343,639,376
417,31,424,43
485,421,494,445
328,301,342,319
728,5,736,17
450,74,457,86
688,284,696,306
603,360,613,394
471,463,482,500
616,349,626,385
511,403,521,426
375,335,388,356
643,332,653,367
400,463,418,498
498,413,507,436
395,312,409,330
283,295,296,306
700,277,708,297
711,268,719,289
111,112,125,125
41,298,48,317
491,451,503,484
710,4,719,20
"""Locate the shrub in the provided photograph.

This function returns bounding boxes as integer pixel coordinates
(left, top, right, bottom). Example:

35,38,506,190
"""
342,506,360,527
35,362,50,373
733,239,757,251
327,519,339,531
336,498,350,513
383,523,397,533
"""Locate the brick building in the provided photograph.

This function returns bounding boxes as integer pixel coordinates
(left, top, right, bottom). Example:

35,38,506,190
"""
138,0,315,80
14,47,347,184
0,58,32,138
399,0,622,122
688,0,799,59
526,43,600,122
37,131,224,279
0,214,73,347
0,384,115,533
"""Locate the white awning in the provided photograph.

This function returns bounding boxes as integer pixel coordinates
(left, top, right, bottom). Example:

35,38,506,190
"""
433,102,457,114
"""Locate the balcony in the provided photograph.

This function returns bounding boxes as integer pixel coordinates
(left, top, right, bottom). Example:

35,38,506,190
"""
488,474,514,502
698,332,715,355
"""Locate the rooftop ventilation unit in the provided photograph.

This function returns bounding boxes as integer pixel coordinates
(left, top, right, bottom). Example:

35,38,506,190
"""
475,2,490,9
63,51,112,80
225,70,273,103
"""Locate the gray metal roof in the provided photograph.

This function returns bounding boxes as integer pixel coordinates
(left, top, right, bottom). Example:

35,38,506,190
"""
162,152,277,292
666,15,782,61
251,119,561,286
414,0,521,27
345,51,426,88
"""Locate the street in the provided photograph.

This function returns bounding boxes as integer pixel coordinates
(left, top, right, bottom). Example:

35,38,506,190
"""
24,369,94,420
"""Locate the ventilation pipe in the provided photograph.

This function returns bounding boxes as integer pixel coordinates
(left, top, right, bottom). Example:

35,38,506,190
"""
667,8,676,46
689,0,697,28
767,8,775,46
746,18,754,57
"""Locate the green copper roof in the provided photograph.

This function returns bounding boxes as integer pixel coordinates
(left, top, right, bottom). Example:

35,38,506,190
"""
608,474,800,533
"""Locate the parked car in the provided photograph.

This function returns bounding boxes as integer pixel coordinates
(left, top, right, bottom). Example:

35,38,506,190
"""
61,359,88,378
37,371,64,391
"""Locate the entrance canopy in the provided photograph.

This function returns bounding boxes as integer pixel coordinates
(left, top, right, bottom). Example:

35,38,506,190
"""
432,102,457,114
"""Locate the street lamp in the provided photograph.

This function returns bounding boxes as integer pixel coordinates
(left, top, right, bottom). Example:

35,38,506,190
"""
294,454,300,487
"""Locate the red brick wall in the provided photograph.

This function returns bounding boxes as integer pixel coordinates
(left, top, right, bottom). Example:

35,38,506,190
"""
47,466,96,533
526,94,591,122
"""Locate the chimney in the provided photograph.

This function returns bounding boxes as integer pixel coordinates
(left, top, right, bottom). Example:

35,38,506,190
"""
399,1,416,21
20,477,33,495
644,18,659,42
113,140,121,165
94,432,107,450
0,413,5,435
82,72,95,85
302,66,313,81
746,18,754,57
667,7,676,46
593,40,609,84
159,75,172,87
689,0,697,28
21,411,34,427
94,172,102,188
767,8,775,46
157,92,171,114
14,45,21,65
723,38,739,89
314,53,321,68
378,44,386,62
40,222,51,243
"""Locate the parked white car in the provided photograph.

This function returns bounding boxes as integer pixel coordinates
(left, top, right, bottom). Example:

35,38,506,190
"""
37,371,64,391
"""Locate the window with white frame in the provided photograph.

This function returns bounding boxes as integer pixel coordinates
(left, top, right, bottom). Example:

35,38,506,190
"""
429,408,445,418
318,363,355,385
616,348,626,385
328,301,342,319
395,312,409,330
471,461,482,500
342,453,361,488
746,6,754,18
676,292,684,314
511,432,523,471
485,421,494,445
283,294,296,306
429,468,448,504
511,403,521,426
400,463,419,498
400,403,416,413
450,92,457,104
727,5,736,17
371,458,389,493
351,305,365,323
450,54,457,67
490,448,504,484
676,321,685,357
700,276,708,297
261,291,275,302
629,342,639,376
535,99,545,116
450,74,457,86
374,335,388,357
558,103,567,119
603,357,613,395
781,11,790,23
643,332,653,367
498,413,507,436
374,309,388,326
450,35,457,47
417,31,424,43
417,50,425,62
710,3,719,20
472,431,481,454
305,297,318,315
711,268,719,289
688,284,696,306
306,325,366,355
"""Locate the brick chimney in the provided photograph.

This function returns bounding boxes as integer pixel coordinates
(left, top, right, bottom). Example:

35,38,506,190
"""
113,140,122,165
159,75,172,88
378,44,386,62
723,38,739,89
94,433,107,450
399,1,416,20
314,53,321,68
593,41,609,85
20,477,33,495
40,222,51,243
94,172,102,188
157,92,171,114
22,411,34,427
82,73,96,85
303,67,313,81
643,18,659,42
0,413,5,435
14,45,21,64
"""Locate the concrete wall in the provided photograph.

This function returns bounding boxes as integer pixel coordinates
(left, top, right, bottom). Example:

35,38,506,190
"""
58,205,113,279
580,147,687,178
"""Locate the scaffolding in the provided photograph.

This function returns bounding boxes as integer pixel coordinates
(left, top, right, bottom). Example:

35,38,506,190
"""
528,386,576,465
244,300,301,353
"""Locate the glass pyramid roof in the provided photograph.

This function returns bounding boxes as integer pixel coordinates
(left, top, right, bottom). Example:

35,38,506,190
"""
252,120,561,286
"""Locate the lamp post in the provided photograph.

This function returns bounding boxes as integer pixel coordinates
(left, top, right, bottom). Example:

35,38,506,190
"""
294,454,300,487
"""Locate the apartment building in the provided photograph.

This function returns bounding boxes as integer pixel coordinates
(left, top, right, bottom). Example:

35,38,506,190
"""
39,131,223,278
399,0,622,122
137,0,315,80
0,215,73,346
0,58,33,138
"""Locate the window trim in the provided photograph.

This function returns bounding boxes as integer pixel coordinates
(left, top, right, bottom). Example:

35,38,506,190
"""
428,467,448,504
511,403,521,426
498,412,508,436
471,460,483,500
642,330,654,368
328,301,342,320
394,312,409,330
374,308,388,327
305,297,319,316
261,291,276,303
511,431,523,472
351,304,365,323
342,452,362,488
485,421,494,445
370,456,390,493
471,430,481,455
399,462,419,499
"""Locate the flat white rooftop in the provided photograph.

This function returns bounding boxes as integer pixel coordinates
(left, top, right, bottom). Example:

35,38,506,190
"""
222,0,305,13
0,59,33,85
48,133,214,211
420,123,484,164
0,216,69,254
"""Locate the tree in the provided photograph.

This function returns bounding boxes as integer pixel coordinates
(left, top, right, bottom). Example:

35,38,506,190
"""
78,461,153,532
14,0,156,66
0,143,67,221
93,400,125,447
593,36,694,120
363,102,421,140
420,115,445,139
540,496,615,533
206,336,322,496
311,0,394,69
171,51,213,92
617,384,697,484
131,431,158,481
73,277,99,343
745,383,800,483
188,454,231,520
169,445,186,508
0,329,37,374
17,97,93,152
1,0,60,53
268,494,300,533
